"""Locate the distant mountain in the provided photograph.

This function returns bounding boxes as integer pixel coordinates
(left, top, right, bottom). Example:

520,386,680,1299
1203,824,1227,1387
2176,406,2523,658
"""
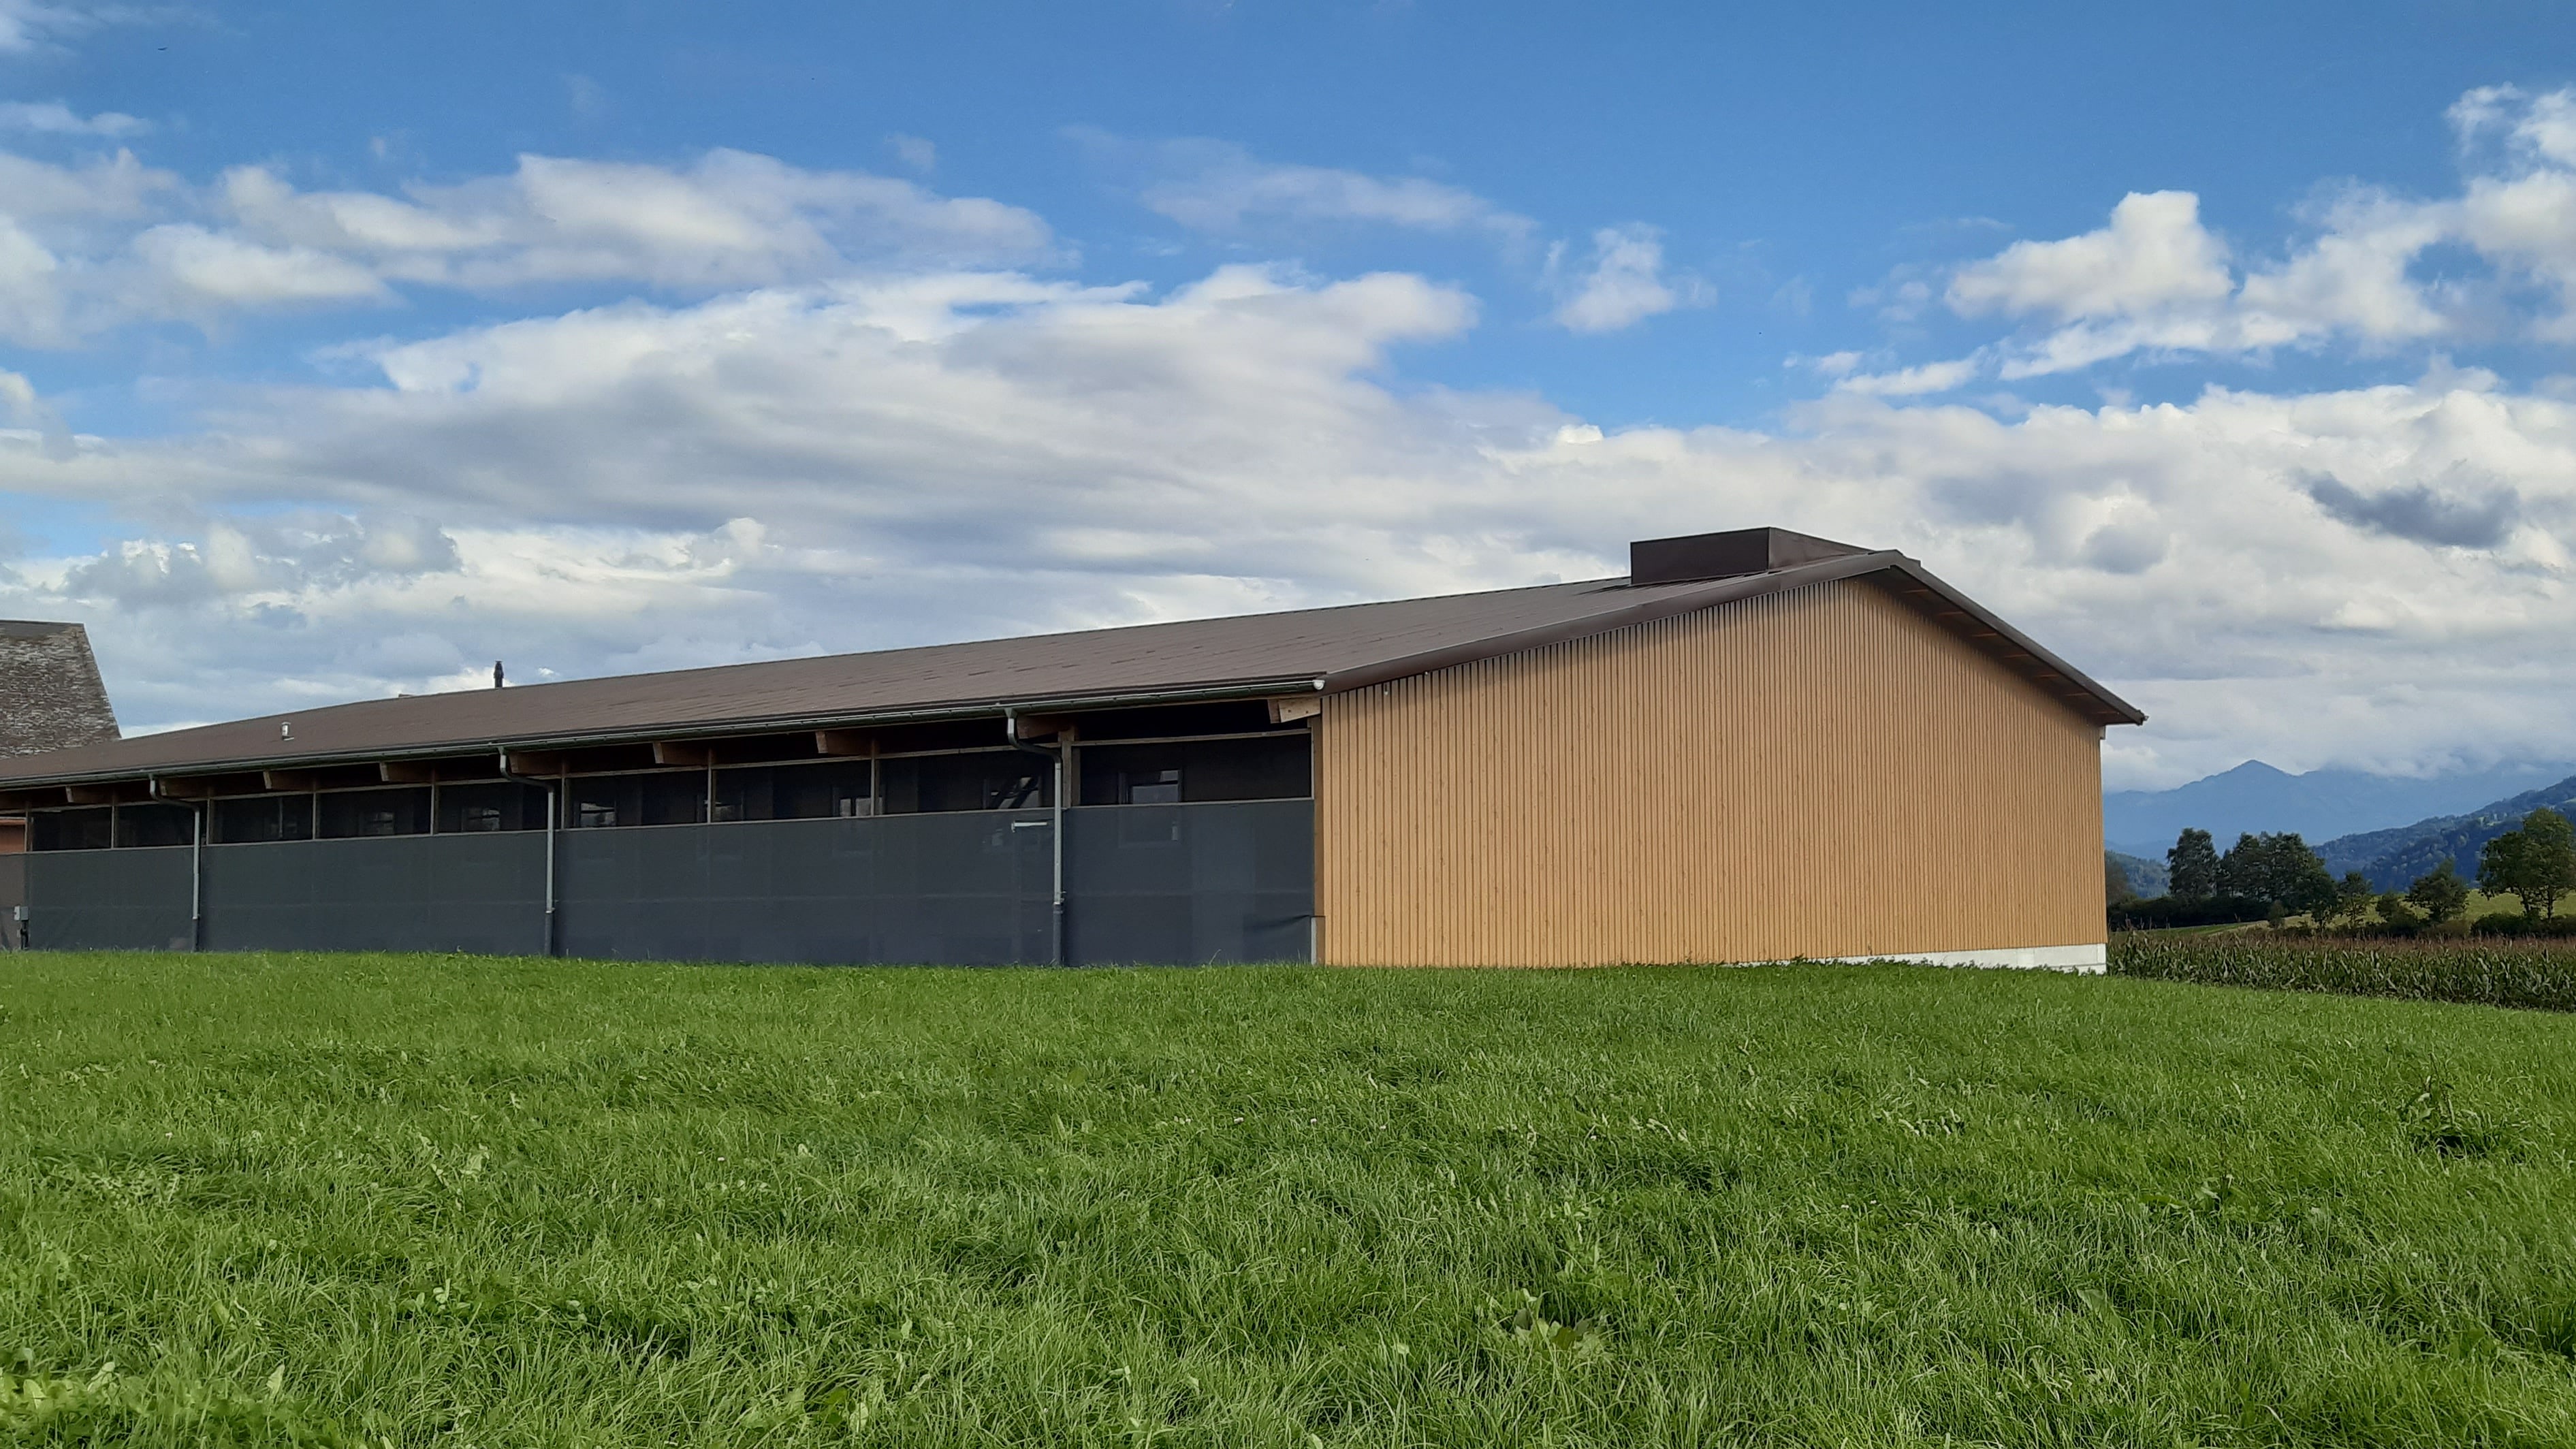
2107,850,2169,898
2104,760,2575,860
2317,773,2576,890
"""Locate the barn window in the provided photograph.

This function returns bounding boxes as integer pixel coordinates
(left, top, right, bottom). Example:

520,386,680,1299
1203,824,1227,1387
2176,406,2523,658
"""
434,782,552,833
30,807,113,851
566,771,706,829
1079,735,1310,805
317,788,430,839
712,761,874,822
214,795,313,844
878,751,1052,814
114,802,198,848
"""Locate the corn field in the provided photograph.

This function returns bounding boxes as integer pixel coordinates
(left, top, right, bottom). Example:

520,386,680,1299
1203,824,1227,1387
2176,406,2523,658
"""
2110,932,2576,1013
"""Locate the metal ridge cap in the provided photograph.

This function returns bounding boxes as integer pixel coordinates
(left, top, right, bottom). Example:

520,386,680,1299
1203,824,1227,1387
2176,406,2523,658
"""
1879,558,2146,725
1318,550,1907,692
0,676,1328,792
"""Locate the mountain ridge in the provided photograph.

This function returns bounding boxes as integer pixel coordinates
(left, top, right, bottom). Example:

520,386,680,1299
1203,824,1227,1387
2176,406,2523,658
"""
2317,773,2576,890
2105,759,2574,861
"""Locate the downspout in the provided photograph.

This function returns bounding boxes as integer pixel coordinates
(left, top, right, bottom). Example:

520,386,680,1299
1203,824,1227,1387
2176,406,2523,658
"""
191,804,202,952
1003,709,1066,966
150,778,205,953
497,750,558,957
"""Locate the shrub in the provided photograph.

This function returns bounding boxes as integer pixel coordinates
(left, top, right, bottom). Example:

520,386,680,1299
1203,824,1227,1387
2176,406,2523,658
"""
2472,913,2576,939
2106,894,2270,931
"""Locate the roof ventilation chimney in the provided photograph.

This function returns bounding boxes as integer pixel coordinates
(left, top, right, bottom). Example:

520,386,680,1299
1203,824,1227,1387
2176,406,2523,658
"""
1628,526,1870,587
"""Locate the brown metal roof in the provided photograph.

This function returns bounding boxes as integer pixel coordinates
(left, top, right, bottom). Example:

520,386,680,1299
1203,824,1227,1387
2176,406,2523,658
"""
0,545,2142,789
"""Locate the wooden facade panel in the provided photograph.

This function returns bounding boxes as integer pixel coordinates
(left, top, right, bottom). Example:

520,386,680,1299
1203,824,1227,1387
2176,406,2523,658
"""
1314,579,2104,966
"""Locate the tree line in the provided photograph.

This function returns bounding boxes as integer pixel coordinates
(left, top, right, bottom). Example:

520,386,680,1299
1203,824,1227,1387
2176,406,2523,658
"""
2108,807,2576,934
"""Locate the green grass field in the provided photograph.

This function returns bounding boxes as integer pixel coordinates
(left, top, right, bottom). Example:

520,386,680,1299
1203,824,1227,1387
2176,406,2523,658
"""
4,953,2573,1447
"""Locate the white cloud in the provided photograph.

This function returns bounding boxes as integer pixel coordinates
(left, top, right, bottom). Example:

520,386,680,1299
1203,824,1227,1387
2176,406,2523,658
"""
1139,141,1533,240
10,250,2576,789
0,146,172,220
0,142,1055,342
1926,86,2576,375
1950,191,2233,321
0,0,97,51
887,133,936,173
129,224,393,310
0,217,65,342
219,150,1056,289
14,85,2576,795
0,99,146,136
1550,224,1703,333
1833,357,1982,396
2235,189,2451,345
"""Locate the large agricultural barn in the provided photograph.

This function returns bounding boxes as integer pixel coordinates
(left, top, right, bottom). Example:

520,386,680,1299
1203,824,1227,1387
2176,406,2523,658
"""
0,528,2142,968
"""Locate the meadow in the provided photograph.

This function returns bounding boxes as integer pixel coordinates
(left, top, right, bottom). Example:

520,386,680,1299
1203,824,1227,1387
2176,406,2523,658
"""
2,951,2573,1447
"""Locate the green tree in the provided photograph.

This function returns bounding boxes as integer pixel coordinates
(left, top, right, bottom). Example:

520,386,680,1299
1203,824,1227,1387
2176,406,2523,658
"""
2479,807,2576,919
2406,861,2470,924
2167,827,2220,900
2334,871,2376,925
2219,832,2338,916
2376,891,2426,932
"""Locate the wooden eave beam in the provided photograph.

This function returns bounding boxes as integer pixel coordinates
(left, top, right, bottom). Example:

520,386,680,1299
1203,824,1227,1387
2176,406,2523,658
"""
651,741,715,767
814,729,877,758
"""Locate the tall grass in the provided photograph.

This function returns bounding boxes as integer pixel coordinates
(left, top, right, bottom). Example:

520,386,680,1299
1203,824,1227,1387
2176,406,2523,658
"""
3,952,2574,1446
2112,932,2576,1013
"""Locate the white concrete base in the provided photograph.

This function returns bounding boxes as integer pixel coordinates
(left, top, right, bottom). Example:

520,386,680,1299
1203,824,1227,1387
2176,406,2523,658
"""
1826,942,2107,974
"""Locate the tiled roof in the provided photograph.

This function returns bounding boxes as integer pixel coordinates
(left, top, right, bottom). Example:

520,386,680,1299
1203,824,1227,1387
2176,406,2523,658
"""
0,622,118,761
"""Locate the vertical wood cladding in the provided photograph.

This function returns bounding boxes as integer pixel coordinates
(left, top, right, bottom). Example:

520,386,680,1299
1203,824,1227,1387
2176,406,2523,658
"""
1314,579,2103,966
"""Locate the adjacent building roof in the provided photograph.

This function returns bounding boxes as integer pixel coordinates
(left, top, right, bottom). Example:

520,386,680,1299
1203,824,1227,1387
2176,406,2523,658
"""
0,532,2143,790
0,621,119,761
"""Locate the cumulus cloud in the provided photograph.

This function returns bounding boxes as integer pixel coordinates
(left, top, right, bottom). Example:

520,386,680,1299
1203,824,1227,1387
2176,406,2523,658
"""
1550,225,1703,332
1919,86,2576,376
1832,357,1982,397
15,84,2576,793
0,0,108,52
2303,473,2524,549
1138,140,1533,240
216,150,1056,289
0,143,1055,342
1950,191,2233,320
129,224,393,310
0,99,146,136
9,248,2576,786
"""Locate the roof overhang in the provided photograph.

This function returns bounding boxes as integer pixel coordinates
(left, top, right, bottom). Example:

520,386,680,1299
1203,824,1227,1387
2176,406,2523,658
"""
0,675,1326,796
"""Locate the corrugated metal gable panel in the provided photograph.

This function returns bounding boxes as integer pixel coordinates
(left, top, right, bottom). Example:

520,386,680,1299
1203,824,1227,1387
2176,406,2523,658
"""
1314,579,2104,966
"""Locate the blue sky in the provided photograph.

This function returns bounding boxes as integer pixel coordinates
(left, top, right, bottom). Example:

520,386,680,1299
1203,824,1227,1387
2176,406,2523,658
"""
3,0,2575,786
